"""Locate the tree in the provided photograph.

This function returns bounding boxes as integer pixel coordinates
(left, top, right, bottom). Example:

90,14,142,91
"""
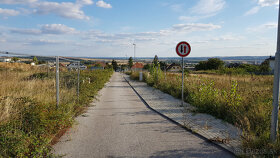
207,58,224,70
153,55,159,66
12,57,19,62
195,58,224,70
159,61,167,71
112,60,118,71
195,61,207,70
128,57,133,69
143,64,151,70
33,56,38,64
105,63,113,69
259,59,271,73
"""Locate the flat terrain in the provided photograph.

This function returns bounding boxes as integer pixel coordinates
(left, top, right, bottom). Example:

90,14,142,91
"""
53,72,234,158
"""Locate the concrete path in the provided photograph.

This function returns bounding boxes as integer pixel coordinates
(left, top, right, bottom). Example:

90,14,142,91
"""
124,76,242,155
52,72,234,158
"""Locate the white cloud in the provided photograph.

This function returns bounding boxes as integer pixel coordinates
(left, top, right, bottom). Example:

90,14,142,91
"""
96,0,112,9
0,0,96,20
247,22,277,32
76,0,93,5
10,28,41,35
10,24,77,35
258,0,278,7
244,6,260,16
191,0,225,15
179,14,214,22
211,34,243,41
31,1,90,20
0,8,19,16
0,0,37,4
41,24,77,34
26,39,63,45
0,39,6,42
172,23,221,32
245,0,278,15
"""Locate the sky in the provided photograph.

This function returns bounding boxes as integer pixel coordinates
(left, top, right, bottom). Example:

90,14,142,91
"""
0,0,279,57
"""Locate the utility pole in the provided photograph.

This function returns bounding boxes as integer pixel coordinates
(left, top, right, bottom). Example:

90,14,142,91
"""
270,0,280,142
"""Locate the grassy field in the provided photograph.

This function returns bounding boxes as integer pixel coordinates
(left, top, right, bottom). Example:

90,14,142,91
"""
0,62,113,157
131,68,280,155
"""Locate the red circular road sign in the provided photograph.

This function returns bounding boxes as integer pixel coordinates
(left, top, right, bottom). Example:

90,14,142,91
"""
176,41,191,57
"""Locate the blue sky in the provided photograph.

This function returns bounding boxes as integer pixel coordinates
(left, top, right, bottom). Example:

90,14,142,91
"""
0,0,279,57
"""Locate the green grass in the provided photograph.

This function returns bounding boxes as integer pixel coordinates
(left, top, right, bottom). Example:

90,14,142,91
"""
131,66,280,156
0,63,113,157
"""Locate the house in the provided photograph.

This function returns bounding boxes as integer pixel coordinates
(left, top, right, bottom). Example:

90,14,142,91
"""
0,57,11,62
91,62,106,70
268,56,275,73
166,63,181,72
67,63,87,70
131,62,144,71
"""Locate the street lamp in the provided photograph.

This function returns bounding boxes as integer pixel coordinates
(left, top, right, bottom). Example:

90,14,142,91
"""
133,43,136,61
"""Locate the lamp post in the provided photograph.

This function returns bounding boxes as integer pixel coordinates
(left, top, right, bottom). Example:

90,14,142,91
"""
133,43,136,61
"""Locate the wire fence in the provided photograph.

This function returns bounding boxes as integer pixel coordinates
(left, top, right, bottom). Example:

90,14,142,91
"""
0,51,82,114
0,51,93,156
0,51,115,156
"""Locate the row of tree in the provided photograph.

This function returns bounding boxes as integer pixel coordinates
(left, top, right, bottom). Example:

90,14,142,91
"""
195,58,271,74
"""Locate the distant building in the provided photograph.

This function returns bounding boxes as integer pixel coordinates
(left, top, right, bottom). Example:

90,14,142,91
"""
67,63,87,70
268,56,275,73
91,62,106,70
166,63,181,72
0,57,11,62
132,62,144,71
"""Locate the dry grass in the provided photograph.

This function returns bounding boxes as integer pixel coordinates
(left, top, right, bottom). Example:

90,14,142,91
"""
0,63,76,125
138,69,279,155
0,62,113,157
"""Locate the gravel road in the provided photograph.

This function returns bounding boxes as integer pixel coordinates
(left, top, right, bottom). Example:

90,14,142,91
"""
52,72,235,158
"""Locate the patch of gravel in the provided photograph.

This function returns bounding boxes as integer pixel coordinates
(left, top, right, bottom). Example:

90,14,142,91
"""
125,76,243,155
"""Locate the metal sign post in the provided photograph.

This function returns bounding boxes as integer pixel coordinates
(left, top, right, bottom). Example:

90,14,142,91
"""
270,0,280,142
181,57,184,106
176,41,191,107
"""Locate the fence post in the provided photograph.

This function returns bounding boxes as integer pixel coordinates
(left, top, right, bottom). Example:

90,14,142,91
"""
56,56,59,109
77,61,80,102
47,61,49,76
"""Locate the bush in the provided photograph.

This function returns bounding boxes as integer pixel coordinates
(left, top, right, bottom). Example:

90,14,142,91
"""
136,69,280,155
195,58,224,70
0,69,113,157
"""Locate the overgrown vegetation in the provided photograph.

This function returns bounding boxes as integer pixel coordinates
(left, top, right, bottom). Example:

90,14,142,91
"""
195,58,271,75
0,62,113,157
131,63,280,156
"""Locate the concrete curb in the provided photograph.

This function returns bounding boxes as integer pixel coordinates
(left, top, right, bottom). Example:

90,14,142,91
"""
124,76,236,157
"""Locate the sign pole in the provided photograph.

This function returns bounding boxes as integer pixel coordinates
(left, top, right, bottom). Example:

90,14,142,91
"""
270,0,280,142
182,57,184,107
176,41,191,107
